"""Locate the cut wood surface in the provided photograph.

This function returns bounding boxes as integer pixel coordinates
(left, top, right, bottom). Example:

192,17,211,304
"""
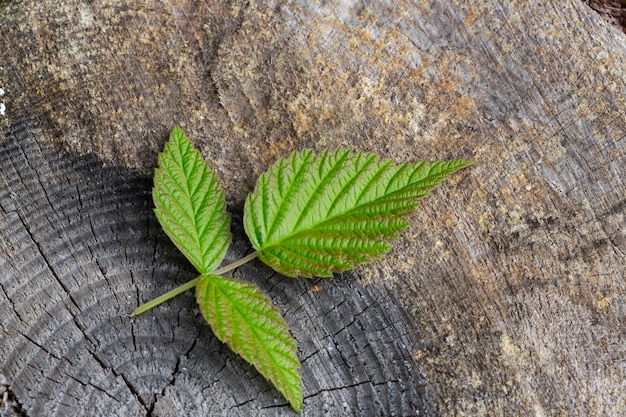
1,1,625,416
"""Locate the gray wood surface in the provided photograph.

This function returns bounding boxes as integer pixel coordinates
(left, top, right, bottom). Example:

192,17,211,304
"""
1,1,625,415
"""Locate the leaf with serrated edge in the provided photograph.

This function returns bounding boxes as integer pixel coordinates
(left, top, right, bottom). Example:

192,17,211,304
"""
244,149,472,277
196,274,302,411
153,126,232,274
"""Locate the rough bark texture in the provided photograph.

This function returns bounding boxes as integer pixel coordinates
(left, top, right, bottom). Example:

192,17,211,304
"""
1,0,625,416
584,0,626,33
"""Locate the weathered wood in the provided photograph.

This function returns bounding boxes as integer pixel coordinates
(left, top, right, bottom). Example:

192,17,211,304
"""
1,0,625,415
584,0,626,33
0,126,425,416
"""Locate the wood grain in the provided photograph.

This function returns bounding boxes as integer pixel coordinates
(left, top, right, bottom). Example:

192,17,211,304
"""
1,0,625,415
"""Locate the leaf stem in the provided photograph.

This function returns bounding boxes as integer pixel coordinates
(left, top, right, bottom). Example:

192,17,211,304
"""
131,251,259,316
131,278,198,316
211,251,259,275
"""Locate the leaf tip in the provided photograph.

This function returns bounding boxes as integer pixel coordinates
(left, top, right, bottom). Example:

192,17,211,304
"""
170,124,185,139
290,393,303,413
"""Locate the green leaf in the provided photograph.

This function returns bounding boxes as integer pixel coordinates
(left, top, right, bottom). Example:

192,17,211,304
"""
196,274,302,411
153,126,232,274
244,148,472,277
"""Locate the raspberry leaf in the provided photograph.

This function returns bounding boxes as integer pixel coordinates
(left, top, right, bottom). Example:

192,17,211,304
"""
196,274,302,411
244,148,472,277
152,126,232,274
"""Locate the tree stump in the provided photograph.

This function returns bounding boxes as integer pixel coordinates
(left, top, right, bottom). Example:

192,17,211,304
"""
1,1,624,415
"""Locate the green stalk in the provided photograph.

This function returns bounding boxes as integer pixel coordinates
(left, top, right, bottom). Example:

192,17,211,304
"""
131,251,259,316
211,251,259,275
131,278,198,316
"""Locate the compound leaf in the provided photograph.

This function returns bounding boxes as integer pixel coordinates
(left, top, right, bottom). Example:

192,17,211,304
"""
153,126,231,274
244,148,472,277
196,274,302,411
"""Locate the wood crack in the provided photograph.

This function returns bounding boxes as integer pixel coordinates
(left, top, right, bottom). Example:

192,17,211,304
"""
0,382,28,417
